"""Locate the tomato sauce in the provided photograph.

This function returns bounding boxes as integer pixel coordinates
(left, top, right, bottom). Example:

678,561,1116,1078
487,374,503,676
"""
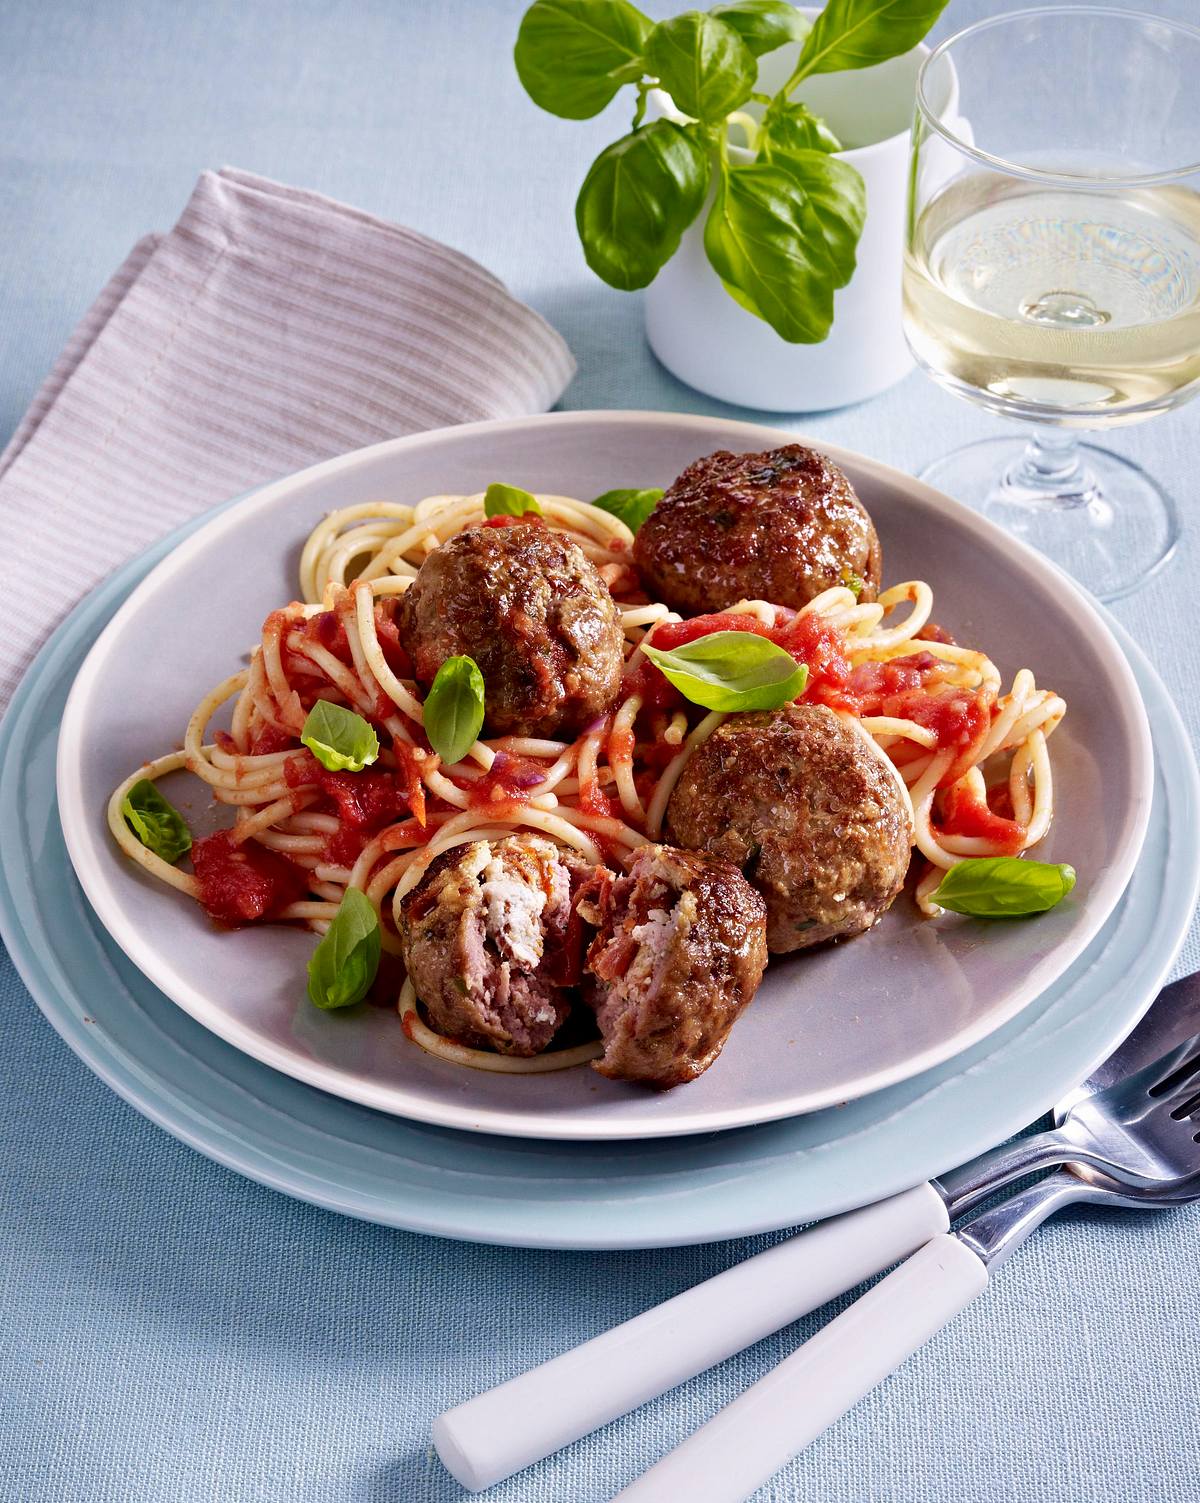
622,658,682,710
323,825,370,867
191,830,310,925
393,740,427,828
542,900,584,987
638,609,994,785
372,612,412,678
579,776,615,819
480,514,545,530
939,780,1025,855
608,724,635,763
279,747,425,858
319,769,407,828
305,609,351,660
460,749,547,811
250,724,294,756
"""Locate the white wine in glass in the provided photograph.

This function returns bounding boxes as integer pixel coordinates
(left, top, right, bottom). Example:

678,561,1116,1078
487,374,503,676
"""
904,6,1200,600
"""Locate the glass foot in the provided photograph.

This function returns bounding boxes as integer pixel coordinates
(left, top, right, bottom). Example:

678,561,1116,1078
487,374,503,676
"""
919,435,1180,601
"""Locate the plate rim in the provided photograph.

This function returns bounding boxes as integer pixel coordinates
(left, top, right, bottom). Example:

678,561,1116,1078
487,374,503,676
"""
53,409,1154,1139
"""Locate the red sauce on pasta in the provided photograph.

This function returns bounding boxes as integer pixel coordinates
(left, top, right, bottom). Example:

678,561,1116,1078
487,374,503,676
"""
642,609,994,783
462,750,546,810
191,830,309,925
939,781,1025,855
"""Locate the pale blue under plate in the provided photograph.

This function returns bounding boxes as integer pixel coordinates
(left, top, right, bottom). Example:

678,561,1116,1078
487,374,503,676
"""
2,512,1197,1249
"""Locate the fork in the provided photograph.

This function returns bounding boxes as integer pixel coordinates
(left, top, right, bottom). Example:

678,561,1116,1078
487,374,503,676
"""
433,974,1200,1493
614,1032,1200,1501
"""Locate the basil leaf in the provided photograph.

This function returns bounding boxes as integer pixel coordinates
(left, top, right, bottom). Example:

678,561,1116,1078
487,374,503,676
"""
645,11,756,123
300,700,379,773
840,567,864,599
307,888,381,1010
591,486,664,532
751,141,866,284
121,779,192,863
424,655,486,766
576,120,711,290
758,98,842,155
515,0,653,120
484,482,543,518
703,160,840,342
791,0,950,82
641,630,807,711
710,1,810,57
931,857,1077,919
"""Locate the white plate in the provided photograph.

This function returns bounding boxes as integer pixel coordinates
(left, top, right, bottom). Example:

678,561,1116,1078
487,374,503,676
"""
56,411,1153,1140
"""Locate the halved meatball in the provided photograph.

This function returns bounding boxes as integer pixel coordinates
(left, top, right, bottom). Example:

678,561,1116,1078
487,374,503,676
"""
665,703,913,953
397,519,624,739
398,833,585,1056
633,445,881,616
577,844,767,1089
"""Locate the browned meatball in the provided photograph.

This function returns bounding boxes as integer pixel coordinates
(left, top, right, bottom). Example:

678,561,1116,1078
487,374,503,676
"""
398,833,585,1056
577,844,768,1089
398,520,624,739
665,703,912,953
633,446,881,615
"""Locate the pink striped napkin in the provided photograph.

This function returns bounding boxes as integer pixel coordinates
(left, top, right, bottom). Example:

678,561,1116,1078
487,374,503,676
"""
0,167,575,711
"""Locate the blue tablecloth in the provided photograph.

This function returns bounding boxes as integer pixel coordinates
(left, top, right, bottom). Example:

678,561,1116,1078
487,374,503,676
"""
3,2,1198,1498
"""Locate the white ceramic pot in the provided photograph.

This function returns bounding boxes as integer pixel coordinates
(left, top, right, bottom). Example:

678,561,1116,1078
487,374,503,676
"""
644,12,955,412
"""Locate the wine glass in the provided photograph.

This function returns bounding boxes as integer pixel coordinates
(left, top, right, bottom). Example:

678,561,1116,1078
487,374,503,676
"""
904,5,1200,601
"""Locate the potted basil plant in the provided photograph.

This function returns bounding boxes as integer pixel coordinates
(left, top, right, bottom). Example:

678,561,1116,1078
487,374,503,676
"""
515,0,955,410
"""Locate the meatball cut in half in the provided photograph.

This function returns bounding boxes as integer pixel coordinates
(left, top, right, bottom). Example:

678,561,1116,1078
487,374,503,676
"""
633,445,881,616
665,703,913,954
577,844,768,1089
399,833,585,1057
397,520,624,739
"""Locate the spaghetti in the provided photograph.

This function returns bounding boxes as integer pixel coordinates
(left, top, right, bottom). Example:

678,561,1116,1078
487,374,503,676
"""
109,489,1066,1070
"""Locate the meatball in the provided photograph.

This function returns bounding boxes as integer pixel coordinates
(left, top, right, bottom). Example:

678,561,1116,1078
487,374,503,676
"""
398,833,585,1056
577,844,768,1089
398,520,624,739
665,703,912,953
633,445,881,616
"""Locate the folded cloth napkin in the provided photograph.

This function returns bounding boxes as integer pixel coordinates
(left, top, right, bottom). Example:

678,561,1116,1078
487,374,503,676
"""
0,166,575,711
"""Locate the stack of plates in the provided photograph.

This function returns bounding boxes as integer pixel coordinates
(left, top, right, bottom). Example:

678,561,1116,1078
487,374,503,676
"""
2,412,1195,1248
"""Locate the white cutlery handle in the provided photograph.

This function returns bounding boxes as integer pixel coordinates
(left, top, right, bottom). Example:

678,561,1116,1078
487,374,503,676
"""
432,1182,947,1492
613,1234,987,1503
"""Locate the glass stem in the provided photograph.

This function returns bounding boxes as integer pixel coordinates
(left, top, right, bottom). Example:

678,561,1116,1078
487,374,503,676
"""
1006,428,1093,507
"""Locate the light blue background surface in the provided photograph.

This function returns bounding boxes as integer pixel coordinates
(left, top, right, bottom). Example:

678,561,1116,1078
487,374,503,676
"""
2,1,1198,1499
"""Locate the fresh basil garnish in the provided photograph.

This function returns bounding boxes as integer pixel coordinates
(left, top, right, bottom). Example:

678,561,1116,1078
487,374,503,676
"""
121,779,192,863
300,700,380,773
758,98,842,156
591,486,664,533
576,121,711,291
710,0,810,58
424,655,486,766
646,11,756,124
703,162,826,343
641,630,807,712
931,857,1077,919
787,0,952,84
514,0,653,121
484,482,543,518
307,888,381,1010
755,133,866,276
